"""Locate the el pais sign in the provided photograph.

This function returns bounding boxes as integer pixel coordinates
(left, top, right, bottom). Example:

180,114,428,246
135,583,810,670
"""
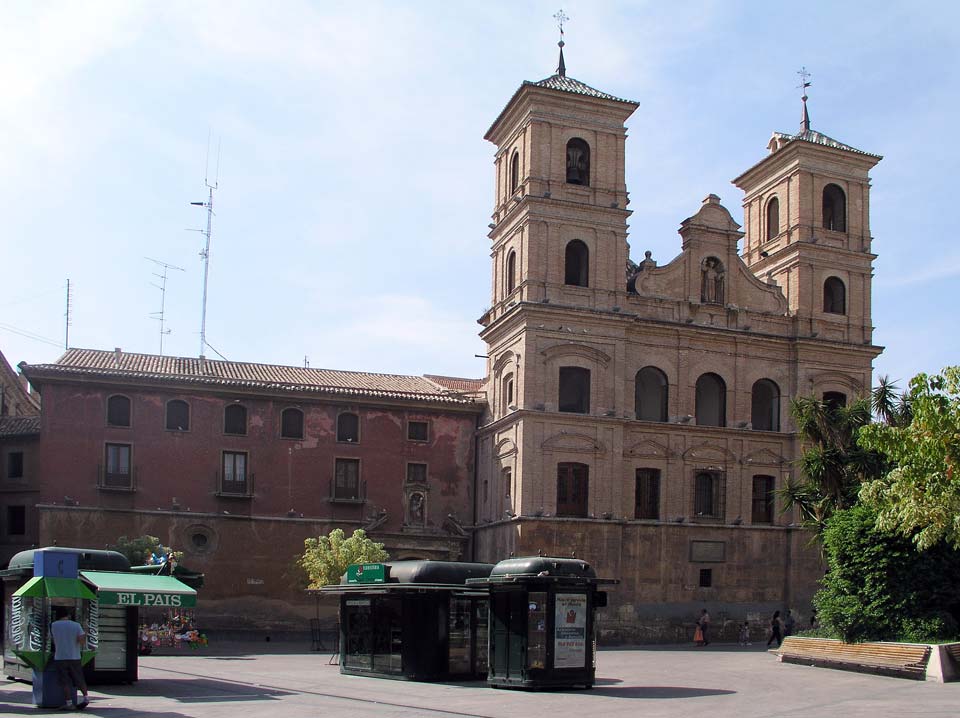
97,591,196,607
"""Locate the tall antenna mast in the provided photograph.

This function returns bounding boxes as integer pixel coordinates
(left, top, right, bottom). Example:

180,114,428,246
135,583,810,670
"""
146,257,185,355
190,133,221,359
64,278,72,350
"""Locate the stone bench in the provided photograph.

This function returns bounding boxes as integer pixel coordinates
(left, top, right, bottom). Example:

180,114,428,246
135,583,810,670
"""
776,636,931,680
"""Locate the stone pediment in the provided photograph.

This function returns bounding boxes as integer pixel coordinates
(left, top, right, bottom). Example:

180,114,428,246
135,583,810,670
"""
495,438,518,458
492,350,516,374
540,343,612,367
541,431,606,455
627,195,788,316
682,443,737,464
743,448,787,467
807,371,864,395
624,438,670,459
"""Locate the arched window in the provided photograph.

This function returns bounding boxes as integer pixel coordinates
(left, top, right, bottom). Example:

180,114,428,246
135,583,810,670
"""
502,372,515,409
822,183,846,232
165,400,190,431
823,391,847,411
823,277,846,314
337,412,359,442
506,250,517,294
766,196,780,241
558,366,590,414
751,379,780,431
564,239,589,287
635,366,668,422
224,404,247,435
107,395,131,427
566,138,590,186
509,151,520,193
281,407,304,439
557,462,589,517
695,373,726,427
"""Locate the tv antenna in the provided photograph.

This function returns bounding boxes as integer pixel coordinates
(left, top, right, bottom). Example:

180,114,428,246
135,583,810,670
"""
146,258,185,355
189,132,221,359
64,278,72,350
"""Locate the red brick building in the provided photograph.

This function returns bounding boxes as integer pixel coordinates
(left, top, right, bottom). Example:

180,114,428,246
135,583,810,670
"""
19,348,482,632
0,349,41,566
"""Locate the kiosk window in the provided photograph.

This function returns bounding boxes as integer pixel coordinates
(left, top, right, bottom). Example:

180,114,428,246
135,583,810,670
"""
343,599,372,669
527,591,547,669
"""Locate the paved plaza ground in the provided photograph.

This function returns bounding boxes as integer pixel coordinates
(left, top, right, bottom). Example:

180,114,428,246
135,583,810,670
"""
2,643,957,718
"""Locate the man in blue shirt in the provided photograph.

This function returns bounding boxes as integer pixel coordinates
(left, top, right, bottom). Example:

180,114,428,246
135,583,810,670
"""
51,608,90,710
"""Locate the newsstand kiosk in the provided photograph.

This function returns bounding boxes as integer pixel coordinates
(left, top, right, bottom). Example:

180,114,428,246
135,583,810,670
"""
6,548,98,708
467,556,616,690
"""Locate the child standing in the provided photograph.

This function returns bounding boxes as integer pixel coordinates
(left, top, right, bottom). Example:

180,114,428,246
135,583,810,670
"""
738,621,751,646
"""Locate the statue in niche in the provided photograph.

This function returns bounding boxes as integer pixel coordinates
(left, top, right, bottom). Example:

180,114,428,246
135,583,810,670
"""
701,257,725,305
408,492,425,525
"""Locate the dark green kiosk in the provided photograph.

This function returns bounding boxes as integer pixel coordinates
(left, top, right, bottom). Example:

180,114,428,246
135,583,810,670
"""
318,560,494,681
467,556,616,690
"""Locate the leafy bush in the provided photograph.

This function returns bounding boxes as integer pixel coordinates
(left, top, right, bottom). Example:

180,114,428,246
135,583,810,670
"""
815,505,960,642
299,528,388,589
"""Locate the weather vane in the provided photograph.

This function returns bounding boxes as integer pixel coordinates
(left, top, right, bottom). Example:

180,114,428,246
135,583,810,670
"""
796,66,812,132
553,9,569,76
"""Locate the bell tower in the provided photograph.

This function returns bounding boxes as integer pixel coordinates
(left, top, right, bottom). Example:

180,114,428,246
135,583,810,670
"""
482,43,639,324
733,73,881,345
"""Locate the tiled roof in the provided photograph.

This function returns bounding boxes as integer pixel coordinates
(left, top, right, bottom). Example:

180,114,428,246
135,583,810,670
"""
424,375,485,393
23,349,481,407
526,74,637,105
771,129,882,159
0,415,41,438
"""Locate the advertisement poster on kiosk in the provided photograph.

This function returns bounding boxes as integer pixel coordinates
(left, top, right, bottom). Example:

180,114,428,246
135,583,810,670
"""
553,593,587,668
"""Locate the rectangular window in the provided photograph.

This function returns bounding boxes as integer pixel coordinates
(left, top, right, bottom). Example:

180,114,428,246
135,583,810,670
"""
407,421,429,442
693,471,725,520
751,475,775,524
6,506,26,536
558,367,590,413
335,458,360,500
7,451,24,480
222,451,248,494
503,467,512,498
699,568,713,588
556,462,589,517
634,468,660,520
406,463,427,484
104,443,132,488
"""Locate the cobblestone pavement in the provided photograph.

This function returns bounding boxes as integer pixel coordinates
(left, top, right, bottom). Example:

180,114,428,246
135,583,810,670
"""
2,644,957,717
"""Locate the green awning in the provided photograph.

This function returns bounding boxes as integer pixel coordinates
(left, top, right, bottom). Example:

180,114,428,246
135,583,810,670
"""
13,576,97,600
80,571,197,607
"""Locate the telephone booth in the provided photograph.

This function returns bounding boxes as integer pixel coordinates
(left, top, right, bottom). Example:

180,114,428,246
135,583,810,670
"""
4,548,98,707
467,556,616,690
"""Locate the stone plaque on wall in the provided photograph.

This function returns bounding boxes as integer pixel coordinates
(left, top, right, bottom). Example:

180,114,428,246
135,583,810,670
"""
689,540,725,563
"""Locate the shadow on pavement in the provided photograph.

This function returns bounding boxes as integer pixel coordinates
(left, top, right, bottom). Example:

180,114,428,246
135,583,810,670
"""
587,685,736,699
93,677,293,704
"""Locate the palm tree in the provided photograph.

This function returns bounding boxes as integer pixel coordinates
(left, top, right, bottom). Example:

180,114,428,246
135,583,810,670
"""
781,395,888,534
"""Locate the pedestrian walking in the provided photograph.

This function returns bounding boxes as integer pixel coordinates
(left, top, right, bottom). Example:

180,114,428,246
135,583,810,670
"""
697,608,711,646
766,610,783,648
784,609,796,637
51,608,90,710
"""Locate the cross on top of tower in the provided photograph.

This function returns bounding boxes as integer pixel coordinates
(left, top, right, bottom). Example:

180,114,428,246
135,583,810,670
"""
796,66,812,132
554,9,569,77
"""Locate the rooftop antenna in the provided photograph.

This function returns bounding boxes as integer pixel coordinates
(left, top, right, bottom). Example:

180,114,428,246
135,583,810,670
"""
797,66,812,133
190,131,221,359
146,257,185,355
64,279,72,350
553,9,568,77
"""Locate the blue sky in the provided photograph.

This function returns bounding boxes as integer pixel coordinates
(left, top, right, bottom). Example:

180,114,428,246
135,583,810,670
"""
2,1,956,389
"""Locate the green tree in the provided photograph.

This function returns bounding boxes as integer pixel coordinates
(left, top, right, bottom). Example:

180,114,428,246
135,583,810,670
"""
110,535,182,566
859,367,960,550
814,505,960,642
781,395,887,534
299,528,388,589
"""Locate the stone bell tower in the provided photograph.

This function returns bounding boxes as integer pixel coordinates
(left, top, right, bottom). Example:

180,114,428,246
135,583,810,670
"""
733,81,882,346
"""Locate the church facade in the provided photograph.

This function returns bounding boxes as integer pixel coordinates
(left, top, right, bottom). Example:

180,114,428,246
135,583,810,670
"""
471,62,881,640
10,56,884,642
